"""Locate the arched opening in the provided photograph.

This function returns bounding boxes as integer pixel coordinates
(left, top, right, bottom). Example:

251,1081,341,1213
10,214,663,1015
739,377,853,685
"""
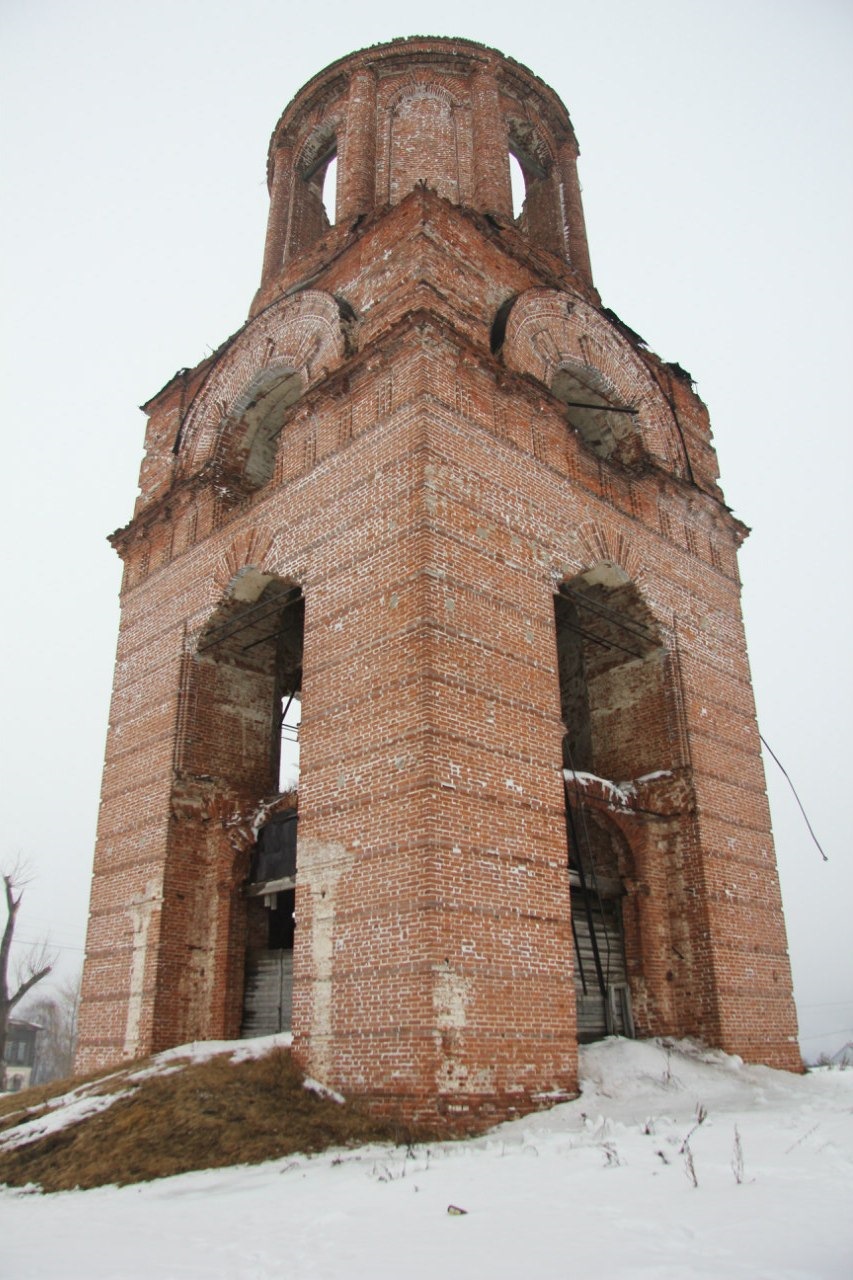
555,563,667,781
506,125,562,255
219,366,303,490
321,153,338,225
507,139,546,229
195,574,304,794
289,128,338,255
554,564,672,1040
551,363,643,467
192,572,305,1037
302,143,337,224
318,154,335,225
489,293,517,355
509,150,526,220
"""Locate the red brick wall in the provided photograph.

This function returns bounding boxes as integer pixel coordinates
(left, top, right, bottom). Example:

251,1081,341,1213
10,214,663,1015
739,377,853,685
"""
76,38,800,1123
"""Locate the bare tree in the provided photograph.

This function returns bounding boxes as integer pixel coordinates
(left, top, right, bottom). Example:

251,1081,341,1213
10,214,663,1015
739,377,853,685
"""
1,864,55,1088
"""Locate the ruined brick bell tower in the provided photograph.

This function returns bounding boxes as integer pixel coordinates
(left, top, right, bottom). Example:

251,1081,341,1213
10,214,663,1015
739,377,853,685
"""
77,37,800,1122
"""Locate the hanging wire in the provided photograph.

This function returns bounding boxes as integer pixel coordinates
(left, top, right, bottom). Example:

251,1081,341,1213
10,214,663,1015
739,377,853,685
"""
197,587,301,652
559,584,658,646
760,733,828,862
559,618,646,662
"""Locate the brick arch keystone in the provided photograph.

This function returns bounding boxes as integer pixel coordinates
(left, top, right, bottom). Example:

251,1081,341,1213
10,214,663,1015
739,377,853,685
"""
387,80,462,113
212,529,278,598
573,522,644,588
186,541,304,656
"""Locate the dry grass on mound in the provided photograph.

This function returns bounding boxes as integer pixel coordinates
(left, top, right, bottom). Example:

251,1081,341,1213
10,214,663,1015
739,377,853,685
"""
0,1049,419,1194
0,1062,127,1125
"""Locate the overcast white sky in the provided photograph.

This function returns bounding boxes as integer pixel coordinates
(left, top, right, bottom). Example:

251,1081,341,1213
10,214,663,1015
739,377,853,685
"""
1,0,851,1059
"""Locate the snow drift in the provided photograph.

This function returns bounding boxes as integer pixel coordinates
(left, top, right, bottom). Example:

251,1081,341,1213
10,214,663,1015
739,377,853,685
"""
2,1035,852,1278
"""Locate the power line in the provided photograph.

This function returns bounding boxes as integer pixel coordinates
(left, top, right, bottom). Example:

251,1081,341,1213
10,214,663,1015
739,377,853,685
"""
760,733,828,862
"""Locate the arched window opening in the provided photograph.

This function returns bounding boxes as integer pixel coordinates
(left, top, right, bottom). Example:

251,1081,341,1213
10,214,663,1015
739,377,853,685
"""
195,576,304,795
304,145,337,227
321,154,338,225
551,364,643,467
290,129,338,254
509,150,526,220
224,366,302,490
506,125,562,253
508,142,545,230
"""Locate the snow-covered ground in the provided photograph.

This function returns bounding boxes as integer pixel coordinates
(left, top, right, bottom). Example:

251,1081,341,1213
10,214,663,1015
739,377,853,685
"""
2,1037,852,1279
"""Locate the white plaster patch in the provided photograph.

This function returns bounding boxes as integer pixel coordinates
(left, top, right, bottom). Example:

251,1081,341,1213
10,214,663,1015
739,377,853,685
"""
123,881,163,1059
298,838,353,1084
436,1059,496,1094
433,965,471,1030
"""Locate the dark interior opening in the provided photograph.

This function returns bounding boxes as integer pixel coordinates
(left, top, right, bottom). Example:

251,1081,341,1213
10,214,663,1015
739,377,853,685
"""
268,888,296,951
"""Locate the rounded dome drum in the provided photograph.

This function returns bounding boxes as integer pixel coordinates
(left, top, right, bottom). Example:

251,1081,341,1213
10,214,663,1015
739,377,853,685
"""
257,37,593,288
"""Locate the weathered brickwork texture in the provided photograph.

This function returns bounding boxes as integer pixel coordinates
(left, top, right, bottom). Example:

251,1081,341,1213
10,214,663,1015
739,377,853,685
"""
77,37,800,1126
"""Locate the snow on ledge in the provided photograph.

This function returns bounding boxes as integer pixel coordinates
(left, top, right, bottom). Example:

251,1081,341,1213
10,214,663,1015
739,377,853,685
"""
563,768,673,808
563,770,632,807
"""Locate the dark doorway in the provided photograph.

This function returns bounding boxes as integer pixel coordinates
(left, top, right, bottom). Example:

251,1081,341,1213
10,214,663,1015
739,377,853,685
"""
554,565,667,1040
242,813,298,1037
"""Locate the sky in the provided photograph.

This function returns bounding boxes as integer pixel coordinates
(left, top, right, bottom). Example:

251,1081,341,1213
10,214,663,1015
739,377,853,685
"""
2,1035,852,1275
1,0,851,1059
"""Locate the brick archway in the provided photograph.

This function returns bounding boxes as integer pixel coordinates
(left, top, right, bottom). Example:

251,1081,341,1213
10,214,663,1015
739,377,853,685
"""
178,290,346,481
502,288,686,472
